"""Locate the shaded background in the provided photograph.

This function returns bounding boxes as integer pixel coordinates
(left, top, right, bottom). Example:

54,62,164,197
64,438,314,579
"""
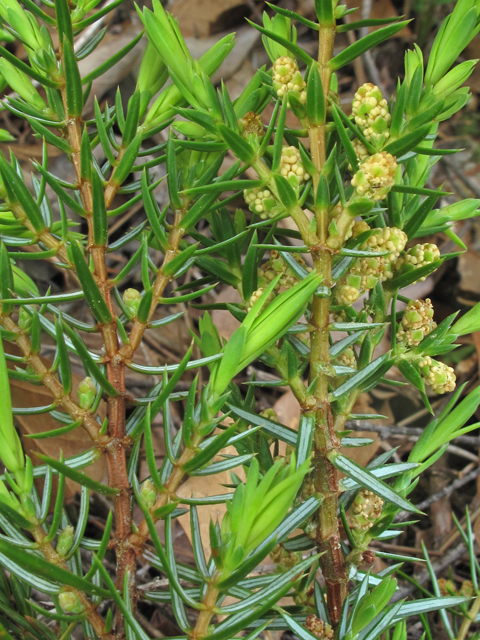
3,1,480,637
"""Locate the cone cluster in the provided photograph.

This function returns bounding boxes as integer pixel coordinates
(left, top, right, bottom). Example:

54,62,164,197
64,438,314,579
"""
140,479,158,509
279,145,311,189
59,591,86,614
305,615,334,640
244,187,280,219
123,288,142,317
334,223,407,306
418,356,456,394
351,151,397,201
336,346,356,369
397,299,436,347
351,489,384,531
246,287,275,312
332,223,443,311
78,377,96,411
271,543,300,571
272,56,306,103
258,249,307,292
352,83,391,146
395,243,441,282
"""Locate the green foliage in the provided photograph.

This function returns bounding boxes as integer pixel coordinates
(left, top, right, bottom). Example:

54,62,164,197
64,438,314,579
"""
0,0,477,638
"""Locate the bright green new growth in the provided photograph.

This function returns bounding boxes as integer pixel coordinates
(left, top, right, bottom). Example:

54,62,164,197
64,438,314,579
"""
0,0,477,638
220,457,310,575
0,339,25,485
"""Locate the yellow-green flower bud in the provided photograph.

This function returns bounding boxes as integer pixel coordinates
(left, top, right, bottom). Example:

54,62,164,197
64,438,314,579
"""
349,255,384,291
352,139,370,164
59,591,86,614
352,83,391,146
395,243,440,282
397,299,436,348
272,56,306,103
438,578,457,596
56,525,74,558
244,187,280,220
140,479,157,509
351,152,397,201
346,227,407,290
0,59,46,112
78,377,96,411
337,347,356,369
258,250,305,289
305,615,334,640
460,580,475,598
352,220,371,237
18,307,32,333
418,357,456,394
259,408,278,422
337,284,360,305
246,287,275,312
351,489,383,531
238,111,264,141
365,227,408,261
301,473,315,500
271,544,301,572
123,288,142,318
279,145,310,190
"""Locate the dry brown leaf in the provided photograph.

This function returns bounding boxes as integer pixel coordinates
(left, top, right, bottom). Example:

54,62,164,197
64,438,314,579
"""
170,0,248,38
273,389,301,431
0,143,64,161
458,249,480,297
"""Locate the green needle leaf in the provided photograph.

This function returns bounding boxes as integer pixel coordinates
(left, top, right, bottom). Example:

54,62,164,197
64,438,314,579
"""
306,63,325,125
329,21,411,70
0,156,45,233
63,40,83,117
331,452,420,513
218,124,255,164
69,239,112,324
37,454,120,496
62,322,119,396
246,19,314,66
55,316,73,395
0,537,110,597
0,45,60,88
91,171,108,247
54,0,73,43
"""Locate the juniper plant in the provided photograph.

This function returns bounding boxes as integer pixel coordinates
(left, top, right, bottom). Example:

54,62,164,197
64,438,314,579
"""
0,0,479,638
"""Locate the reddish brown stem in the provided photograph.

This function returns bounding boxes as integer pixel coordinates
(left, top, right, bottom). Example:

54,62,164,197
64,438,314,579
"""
66,110,134,637
306,20,348,626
